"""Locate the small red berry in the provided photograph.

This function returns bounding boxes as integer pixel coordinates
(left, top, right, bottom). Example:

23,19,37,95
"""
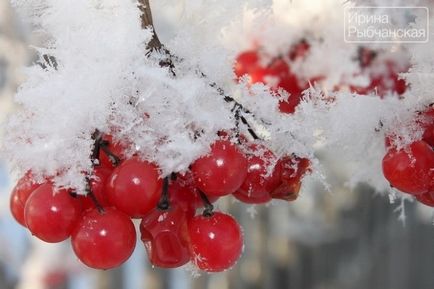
187,212,243,272
71,207,136,269
25,183,82,243
106,157,162,218
234,145,281,204
140,206,191,268
382,141,434,195
191,140,248,197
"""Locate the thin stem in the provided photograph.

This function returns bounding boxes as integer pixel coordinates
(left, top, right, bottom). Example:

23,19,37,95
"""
138,0,162,51
85,177,105,213
137,0,259,139
198,190,214,217
99,140,121,166
91,129,103,165
157,176,170,210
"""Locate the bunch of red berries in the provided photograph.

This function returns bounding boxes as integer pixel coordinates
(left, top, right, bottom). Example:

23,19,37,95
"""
382,107,434,207
350,47,408,97
234,40,317,114
10,130,310,272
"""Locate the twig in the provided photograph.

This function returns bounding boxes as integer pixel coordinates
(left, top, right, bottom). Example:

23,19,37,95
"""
157,176,170,210
198,190,214,217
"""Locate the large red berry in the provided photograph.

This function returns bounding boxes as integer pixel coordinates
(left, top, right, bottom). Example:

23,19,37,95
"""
71,207,136,269
271,156,310,201
25,183,82,243
106,157,162,218
187,212,243,272
9,172,41,227
191,140,248,196
234,145,281,204
140,206,191,268
382,140,434,195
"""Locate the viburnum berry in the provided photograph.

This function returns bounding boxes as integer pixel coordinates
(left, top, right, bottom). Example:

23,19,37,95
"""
191,140,248,196
140,205,191,268
187,212,243,272
106,156,162,218
271,156,310,201
71,207,136,269
382,140,434,195
233,144,281,204
25,183,82,243
9,172,41,227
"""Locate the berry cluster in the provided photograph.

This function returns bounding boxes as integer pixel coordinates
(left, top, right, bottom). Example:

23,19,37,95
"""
234,40,316,114
382,107,434,207
10,130,310,272
350,47,408,97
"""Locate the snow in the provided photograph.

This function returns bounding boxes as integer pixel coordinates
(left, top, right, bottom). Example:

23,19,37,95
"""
1,0,432,205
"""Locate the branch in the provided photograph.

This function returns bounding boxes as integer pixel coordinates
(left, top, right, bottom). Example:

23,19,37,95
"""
137,0,163,51
137,0,261,140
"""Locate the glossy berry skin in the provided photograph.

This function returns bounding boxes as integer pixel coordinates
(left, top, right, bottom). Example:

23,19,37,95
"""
271,156,310,201
382,141,434,195
71,207,136,269
234,145,281,204
416,192,434,207
80,167,112,211
25,183,82,243
140,206,191,268
192,140,248,196
106,157,162,218
9,172,41,227
10,189,27,227
188,212,243,272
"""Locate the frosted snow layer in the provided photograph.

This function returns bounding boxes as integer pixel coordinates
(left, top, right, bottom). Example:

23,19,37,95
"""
1,0,433,197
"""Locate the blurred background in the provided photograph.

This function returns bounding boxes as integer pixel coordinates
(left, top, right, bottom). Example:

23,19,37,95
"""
1,1,434,289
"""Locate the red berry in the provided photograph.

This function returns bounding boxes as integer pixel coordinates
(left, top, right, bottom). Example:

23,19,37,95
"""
25,183,82,243
234,51,260,79
233,145,281,204
80,167,112,211
9,172,41,227
71,207,136,269
187,212,243,272
271,156,310,201
382,141,434,195
140,206,191,268
106,157,162,218
416,192,434,207
192,140,248,196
